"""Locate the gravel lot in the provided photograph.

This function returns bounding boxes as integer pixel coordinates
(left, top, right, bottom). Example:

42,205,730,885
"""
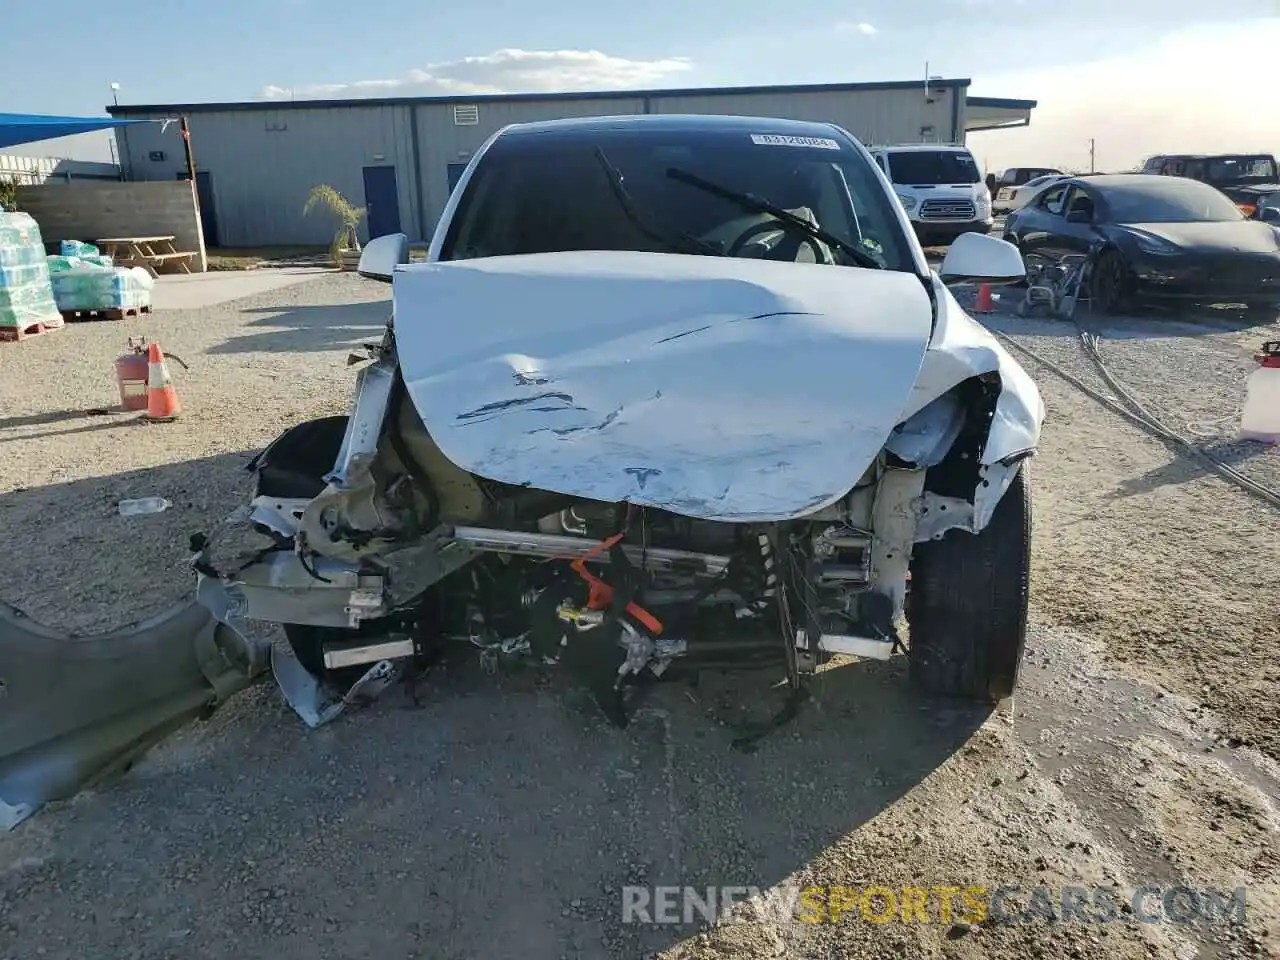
1,272,1278,959
0,270,388,633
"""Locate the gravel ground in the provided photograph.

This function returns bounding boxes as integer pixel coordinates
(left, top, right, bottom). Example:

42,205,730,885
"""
979,292,1280,762
0,271,389,633
1,273,1278,959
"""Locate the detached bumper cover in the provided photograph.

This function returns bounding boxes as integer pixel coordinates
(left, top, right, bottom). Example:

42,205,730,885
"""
0,600,268,830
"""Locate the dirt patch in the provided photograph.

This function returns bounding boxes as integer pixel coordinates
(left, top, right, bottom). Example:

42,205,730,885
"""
998,317,1280,763
0,272,390,632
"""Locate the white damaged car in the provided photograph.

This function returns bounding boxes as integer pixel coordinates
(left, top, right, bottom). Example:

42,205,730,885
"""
193,114,1044,729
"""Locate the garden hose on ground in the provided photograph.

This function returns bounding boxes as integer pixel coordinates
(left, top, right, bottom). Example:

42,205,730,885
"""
991,329,1280,512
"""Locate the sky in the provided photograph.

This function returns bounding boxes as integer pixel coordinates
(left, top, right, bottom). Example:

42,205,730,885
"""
4,0,1279,174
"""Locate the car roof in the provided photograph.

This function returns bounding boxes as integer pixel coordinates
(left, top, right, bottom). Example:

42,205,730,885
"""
499,113,847,140
1148,153,1276,162
1064,173,1230,196
873,143,973,153
1067,174,1166,187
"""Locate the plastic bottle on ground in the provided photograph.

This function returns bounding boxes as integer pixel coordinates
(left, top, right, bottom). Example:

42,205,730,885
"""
118,497,172,517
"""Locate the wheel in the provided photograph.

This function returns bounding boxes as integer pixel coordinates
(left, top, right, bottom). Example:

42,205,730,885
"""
907,462,1031,702
1089,248,1131,315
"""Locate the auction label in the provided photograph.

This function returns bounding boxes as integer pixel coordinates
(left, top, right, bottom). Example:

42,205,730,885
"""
750,134,841,150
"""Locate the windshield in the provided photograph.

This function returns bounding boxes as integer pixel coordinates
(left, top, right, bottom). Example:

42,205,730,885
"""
1102,179,1247,224
887,150,981,185
1207,155,1278,182
441,126,912,271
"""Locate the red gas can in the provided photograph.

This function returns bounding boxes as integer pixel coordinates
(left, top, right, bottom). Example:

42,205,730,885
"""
115,336,150,411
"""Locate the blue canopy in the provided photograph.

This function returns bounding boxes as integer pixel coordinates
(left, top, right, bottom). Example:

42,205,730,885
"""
0,112,146,149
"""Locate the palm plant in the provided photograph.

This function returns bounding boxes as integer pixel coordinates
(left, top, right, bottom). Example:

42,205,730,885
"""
0,176,18,212
303,184,365,266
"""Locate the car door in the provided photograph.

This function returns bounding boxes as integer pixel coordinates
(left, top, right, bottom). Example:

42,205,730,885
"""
1054,184,1103,256
1007,181,1070,257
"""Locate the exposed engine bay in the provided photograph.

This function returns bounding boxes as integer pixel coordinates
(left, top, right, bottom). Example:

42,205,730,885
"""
192,330,1000,730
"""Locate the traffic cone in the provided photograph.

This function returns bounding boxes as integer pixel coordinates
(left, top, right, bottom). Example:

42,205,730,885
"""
142,341,181,421
975,282,996,314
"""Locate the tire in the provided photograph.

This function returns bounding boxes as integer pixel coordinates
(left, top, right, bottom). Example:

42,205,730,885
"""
907,462,1031,702
1089,248,1131,315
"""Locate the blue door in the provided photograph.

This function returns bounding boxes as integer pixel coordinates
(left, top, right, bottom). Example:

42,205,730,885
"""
447,163,468,194
362,165,401,239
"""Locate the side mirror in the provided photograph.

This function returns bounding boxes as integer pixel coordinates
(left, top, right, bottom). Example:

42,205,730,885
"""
938,232,1025,286
1065,209,1093,224
357,233,410,282
1259,205,1280,224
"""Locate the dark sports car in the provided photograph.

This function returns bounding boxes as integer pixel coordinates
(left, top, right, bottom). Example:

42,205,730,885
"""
1003,174,1280,313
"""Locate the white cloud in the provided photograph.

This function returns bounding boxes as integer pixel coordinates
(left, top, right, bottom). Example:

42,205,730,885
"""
836,21,878,35
969,18,1280,174
261,48,694,100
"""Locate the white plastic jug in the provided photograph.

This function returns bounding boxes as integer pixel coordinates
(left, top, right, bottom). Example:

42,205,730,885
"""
1240,341,1280,443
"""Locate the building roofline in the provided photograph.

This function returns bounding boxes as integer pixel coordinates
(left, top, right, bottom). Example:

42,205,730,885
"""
965,95,1038,109
106,77,972,115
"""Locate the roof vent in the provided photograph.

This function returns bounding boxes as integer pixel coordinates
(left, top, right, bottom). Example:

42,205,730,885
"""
453,105,479,126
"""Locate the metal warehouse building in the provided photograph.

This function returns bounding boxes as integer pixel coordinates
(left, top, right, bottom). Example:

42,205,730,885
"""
108,79,1036,249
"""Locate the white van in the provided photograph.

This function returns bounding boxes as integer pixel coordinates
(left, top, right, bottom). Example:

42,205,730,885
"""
868,144,993,245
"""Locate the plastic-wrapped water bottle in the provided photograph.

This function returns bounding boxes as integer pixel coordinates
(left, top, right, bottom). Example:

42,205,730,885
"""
118,497,172,517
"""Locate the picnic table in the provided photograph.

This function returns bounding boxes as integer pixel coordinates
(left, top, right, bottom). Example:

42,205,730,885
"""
95,236,197,278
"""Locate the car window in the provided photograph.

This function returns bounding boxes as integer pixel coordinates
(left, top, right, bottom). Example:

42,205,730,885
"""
886,150,981,185
1100,179,1246,223
1063,186,1095,220
1014,168,1054,185
1207,155,1278,181
442,128,912,271
1037,184,1069,215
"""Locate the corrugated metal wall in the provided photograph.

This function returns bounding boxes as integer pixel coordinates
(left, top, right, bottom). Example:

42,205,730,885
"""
117,106,418,248
648,86,960,147
114,85,965,248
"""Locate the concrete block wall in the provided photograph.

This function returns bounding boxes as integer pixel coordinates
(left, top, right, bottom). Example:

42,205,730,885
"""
14,180,207,271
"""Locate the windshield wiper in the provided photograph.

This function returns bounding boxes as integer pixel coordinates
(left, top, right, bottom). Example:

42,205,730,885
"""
665,166,884,269
592,148,724,258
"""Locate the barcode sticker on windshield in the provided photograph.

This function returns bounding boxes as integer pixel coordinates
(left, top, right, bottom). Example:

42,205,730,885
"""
750,134,841,150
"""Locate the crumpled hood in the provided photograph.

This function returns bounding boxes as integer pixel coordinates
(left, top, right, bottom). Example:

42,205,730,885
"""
392,250,934,522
